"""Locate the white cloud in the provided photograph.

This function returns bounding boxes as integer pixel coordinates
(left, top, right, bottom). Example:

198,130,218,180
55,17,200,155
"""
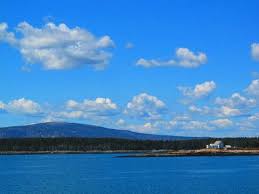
217,106,241,117
0,101,5,110
251,43,259,61
124,116,233,133
236,112,259,131
178,81,216,99
136,58,176,68
189,93,255,119
3,98,41,115
136,48,207,68
125,93,166,120
172,115,191,122
193,81,216,97
176,48,207,68
116,119,126,126
189,104,242,117
246,79,259,96
136,123,158,133
215,93,256,108
0,97,119,123
56,111,85,119
184,121,212,130
170,120,212,130
136,122,158,133
65,97,119,117
41,115,63,123
0,23,16,44
189,105,211,114
210,118,233,128
114,118,161,134
66,100,79,109
126,122,160,134
169,116,233,131
0,22,114,70
248,113,259,122
0,23,16,45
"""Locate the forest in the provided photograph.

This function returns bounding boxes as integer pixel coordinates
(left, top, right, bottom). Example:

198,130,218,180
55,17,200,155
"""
0,137,259,152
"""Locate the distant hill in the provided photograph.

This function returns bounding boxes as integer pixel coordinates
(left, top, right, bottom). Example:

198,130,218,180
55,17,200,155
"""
0,122,196,140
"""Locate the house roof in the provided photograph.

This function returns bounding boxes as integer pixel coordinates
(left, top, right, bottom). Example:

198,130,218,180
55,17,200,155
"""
214,141,223,145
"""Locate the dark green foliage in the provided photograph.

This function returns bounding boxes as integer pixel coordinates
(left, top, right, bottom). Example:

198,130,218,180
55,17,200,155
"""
0,137,259,152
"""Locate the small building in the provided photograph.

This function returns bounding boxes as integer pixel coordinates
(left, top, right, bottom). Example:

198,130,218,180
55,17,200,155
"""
225,145,232,149
206,141,224,149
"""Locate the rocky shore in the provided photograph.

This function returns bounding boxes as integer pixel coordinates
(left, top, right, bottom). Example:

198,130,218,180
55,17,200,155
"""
118,149,259,158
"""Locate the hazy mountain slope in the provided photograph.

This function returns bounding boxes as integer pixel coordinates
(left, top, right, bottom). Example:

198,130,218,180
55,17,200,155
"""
0,122,197,140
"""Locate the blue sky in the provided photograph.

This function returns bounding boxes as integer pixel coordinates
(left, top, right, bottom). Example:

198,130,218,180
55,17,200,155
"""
1,0,259,137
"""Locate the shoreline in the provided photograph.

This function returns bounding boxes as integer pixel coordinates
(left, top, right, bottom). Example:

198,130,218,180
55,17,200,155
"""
0,150,147,155
1,149,259,157
118,149,259,158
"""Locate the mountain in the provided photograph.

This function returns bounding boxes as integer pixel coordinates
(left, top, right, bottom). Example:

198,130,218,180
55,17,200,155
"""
0,122,195,140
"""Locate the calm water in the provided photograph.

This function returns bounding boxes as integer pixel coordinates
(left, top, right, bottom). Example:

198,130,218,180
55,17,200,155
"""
0,154,259,194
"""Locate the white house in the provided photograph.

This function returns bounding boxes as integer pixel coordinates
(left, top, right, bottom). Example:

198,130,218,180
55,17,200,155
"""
206,141,224,149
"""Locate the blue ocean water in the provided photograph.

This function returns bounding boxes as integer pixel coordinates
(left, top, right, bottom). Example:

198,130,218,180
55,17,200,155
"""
0,154,259,194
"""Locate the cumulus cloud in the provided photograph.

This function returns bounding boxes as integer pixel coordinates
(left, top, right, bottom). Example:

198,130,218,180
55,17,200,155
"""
169,119,212,130
114,118,162,134
189,92,256,119
178,81,216,99
215,93,256,108
189,104,242,117
189,105,211,114
41,115,63,123
1,98,41,115
251,43,259,61
0,97,119,123
246,79,259,96
124,122,160,134
169,116,233,131
55,111,85,119
124,93,167,120
218,106,242,117
210,118,233,128
0,22,114,70
176,48,207,67
136,48,207,68
63,97,119,118
0,23,16,44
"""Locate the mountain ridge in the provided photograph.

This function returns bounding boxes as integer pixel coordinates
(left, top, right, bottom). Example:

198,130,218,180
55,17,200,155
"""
0,122,197,140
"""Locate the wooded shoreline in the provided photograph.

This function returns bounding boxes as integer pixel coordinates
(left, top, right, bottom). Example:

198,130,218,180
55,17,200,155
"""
0,150,145,155
1,149,259,157
0,137,259,156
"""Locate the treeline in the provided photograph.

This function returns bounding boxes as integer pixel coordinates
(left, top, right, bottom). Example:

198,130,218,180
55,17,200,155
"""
0,137,259,152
